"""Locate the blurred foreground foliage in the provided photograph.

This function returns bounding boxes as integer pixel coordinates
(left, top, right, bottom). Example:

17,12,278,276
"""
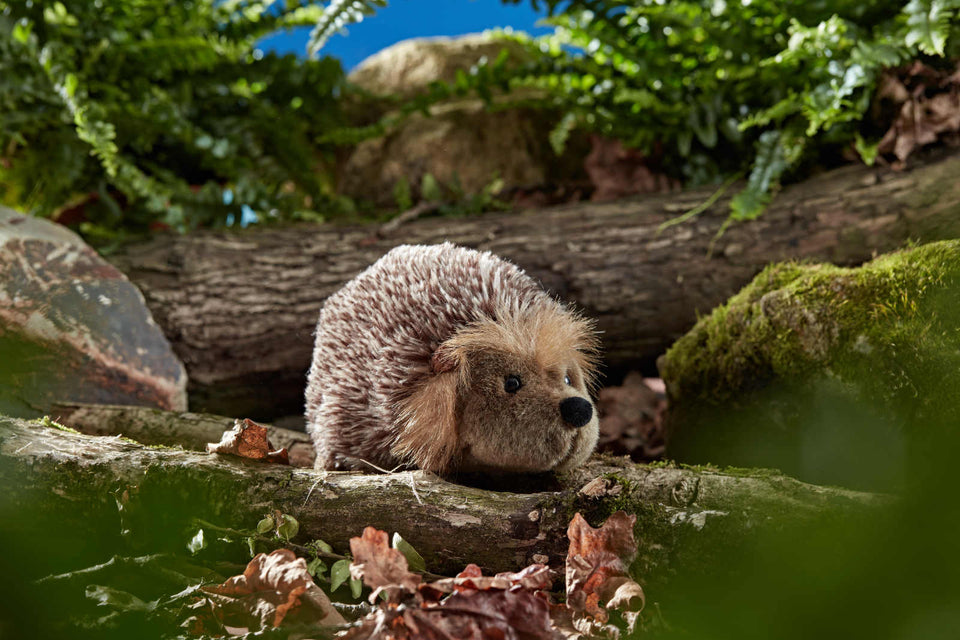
0,0,356,243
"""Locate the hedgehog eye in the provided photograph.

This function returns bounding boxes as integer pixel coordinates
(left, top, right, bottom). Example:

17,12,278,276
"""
564,374,572,386
504,375,523,393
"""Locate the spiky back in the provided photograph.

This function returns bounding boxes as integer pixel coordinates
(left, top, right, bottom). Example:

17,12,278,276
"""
305,243,559,469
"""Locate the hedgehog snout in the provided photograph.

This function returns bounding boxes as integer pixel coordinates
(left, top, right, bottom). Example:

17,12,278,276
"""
559,396,593,428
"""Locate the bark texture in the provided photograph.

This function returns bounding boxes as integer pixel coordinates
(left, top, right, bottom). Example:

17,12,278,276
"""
50,403,317,468
0,417,883,588
107,151,960,418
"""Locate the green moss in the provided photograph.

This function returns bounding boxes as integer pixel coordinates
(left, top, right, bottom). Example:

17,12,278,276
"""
641,460,678,470
33,415,76,433
661,240,960,489
679,463,783,478
663,240,960,406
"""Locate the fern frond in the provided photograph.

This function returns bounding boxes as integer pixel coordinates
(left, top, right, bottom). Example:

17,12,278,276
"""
307,0,387,57
903,0,958,55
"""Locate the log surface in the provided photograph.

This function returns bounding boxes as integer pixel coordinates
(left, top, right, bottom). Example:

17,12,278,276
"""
50,402,317,467
107,151,960,418
0,417,884,587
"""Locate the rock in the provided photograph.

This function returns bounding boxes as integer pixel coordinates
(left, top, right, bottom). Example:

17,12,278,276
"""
658,240,960,491
0,207,187,417
348,33,532,100
340,33,589,207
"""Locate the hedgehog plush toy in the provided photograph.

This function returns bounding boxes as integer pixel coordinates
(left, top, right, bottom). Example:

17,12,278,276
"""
305,243,600,474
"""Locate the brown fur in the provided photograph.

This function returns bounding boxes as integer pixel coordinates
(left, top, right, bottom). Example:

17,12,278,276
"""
305,243,600,474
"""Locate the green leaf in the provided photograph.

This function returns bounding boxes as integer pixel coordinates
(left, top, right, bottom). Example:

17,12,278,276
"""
311,539,334,555
854,133,880,167
549,112,578,155
330,558,352,592
307,557,327,577
12,20,33,44
187,529,206,555
730,130,789,221
85,585,158,613
904,0,955,56
277,514,299,541
391,532,426,573
393,176,412,211
421,173,443,201
350,576,363,599
256,516,275,535
308,0,389,56
63,73,79,99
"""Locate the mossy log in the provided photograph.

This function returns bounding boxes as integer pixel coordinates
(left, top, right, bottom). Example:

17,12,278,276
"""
658,240,960,491
1,416,884,591
106,150,960,419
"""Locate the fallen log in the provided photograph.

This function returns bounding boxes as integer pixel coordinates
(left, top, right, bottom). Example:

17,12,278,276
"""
50,402,316,468
0,416,883,590
107,150,960,419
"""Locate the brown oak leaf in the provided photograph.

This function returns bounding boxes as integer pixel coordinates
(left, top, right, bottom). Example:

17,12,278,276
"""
349,526,422,600
206,418,289,464
596,372,667,461
428,562,553,595
876,61,960,162
342,530,558,640
195,548,344,634
565,512,644,626
417,587,559,640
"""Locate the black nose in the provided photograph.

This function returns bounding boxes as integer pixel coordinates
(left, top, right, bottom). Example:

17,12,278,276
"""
559,397,593,428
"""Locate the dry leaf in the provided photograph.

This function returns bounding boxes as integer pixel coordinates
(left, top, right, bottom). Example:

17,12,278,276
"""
428,563,553,595
585,135,679,202
194,548,344,634
565,512,644,626
349,526,422,599
206,418,289,464
596,372,667,461
343,527,559,639
343,517,647,640
417,587,559,640
876,61,960,162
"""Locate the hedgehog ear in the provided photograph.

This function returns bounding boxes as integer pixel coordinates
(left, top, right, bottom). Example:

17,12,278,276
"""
393,369,461,473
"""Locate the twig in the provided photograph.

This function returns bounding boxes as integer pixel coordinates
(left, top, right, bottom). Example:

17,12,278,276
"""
304,472,328,506
352,458,424,505
657,171,743,234
408,471,423,505
379,201,442,235
707,217,734,258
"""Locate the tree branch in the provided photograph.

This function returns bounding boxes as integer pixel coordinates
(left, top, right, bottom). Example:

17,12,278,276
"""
107,150,960,418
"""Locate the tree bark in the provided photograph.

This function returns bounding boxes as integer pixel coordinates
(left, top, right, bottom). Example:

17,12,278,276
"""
1,416,883,589
107,150,960,419
50,402,317,468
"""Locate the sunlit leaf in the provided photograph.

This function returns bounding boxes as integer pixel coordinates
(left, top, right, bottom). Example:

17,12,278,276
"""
391,532,426,573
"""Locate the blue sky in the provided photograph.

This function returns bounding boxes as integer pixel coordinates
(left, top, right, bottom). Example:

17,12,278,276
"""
258,0,551,70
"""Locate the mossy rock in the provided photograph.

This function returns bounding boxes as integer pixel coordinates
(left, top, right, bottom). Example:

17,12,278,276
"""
658,240,960,491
